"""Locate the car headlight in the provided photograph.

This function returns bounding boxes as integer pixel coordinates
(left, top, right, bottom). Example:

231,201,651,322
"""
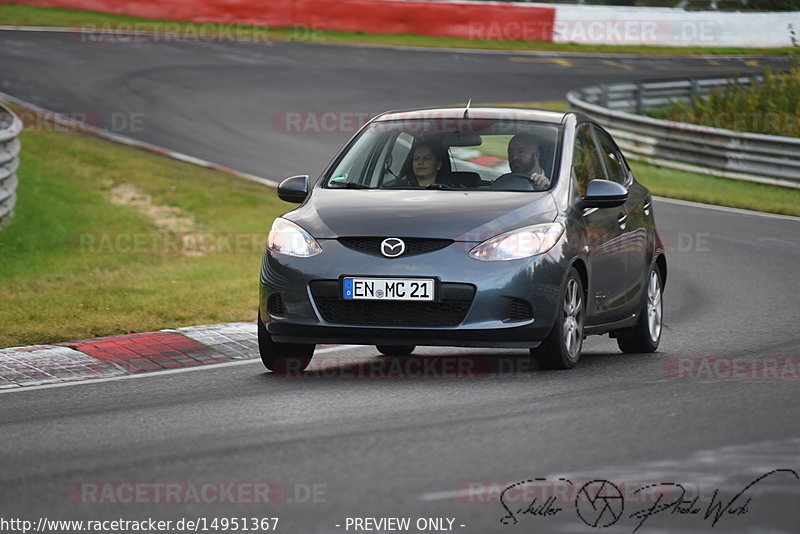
468,222,564,261
267,218,322,257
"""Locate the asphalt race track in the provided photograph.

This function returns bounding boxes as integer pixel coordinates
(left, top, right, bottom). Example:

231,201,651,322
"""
1,30,799,533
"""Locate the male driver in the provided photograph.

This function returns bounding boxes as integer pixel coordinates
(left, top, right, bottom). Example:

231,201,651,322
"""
507,134,550,189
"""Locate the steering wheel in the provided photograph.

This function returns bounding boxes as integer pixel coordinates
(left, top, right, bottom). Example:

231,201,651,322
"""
489,173,539,191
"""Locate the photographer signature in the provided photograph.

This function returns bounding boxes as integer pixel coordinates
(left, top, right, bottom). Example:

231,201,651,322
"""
498,469,798,532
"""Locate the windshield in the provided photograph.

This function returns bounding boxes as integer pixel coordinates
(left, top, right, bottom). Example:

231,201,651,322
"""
324,118,562,191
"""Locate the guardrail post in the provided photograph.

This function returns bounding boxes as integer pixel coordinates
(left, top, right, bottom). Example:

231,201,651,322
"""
600,84,609,108
635,81,644,114
689,78,699,100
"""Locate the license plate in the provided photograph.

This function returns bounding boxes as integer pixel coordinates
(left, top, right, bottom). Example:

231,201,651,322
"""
343,277,435,301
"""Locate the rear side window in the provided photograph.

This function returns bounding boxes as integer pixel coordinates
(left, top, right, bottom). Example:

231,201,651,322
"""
593,126,628,186
572,124,605,197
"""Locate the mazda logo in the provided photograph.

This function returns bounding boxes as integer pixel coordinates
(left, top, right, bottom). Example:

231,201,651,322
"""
380,238,405,258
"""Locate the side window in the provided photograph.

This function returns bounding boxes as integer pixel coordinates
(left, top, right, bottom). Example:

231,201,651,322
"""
572,124,605,197
593,126,628,185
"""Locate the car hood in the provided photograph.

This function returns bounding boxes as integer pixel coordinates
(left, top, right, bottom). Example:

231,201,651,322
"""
284,188,558,241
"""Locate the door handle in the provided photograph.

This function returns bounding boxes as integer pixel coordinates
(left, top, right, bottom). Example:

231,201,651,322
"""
617,213,628,229
643,200,651,215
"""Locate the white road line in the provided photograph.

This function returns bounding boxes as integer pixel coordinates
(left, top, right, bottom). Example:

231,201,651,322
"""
418,479,557,502
418,489,468,501
0,25,82,32
0,345,358,395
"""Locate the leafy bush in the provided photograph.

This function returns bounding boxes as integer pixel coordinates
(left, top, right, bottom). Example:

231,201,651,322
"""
649,27,800,137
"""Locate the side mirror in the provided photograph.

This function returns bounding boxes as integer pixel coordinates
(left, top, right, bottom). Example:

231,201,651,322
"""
582,179,627,209
277,175,309,203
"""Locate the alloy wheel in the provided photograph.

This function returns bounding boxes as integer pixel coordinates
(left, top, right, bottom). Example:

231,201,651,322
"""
563,278,584,360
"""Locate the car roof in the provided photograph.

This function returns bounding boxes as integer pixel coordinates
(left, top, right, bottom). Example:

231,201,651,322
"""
374,107,568,125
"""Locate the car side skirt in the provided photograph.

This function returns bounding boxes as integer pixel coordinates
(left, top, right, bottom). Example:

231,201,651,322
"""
584,314,638,336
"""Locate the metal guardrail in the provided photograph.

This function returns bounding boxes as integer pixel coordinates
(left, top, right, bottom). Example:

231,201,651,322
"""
0,103,22,227
567,74,800,189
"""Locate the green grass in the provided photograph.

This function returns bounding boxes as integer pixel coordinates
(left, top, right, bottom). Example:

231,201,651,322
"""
0,108,288,348
0,3,795,56
630,162,800,216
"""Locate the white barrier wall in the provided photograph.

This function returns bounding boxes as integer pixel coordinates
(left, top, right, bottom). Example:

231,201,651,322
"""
537,4,800,47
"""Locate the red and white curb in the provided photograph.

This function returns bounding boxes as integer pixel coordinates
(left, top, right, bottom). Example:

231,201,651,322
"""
0,322,260,389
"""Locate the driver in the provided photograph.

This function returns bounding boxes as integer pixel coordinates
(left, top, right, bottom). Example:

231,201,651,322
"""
507,134,550,189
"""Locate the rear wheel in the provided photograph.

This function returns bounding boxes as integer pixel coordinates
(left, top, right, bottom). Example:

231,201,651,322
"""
376,345,416,356
258,310,314,374
617,266,663,354
531,267,584,370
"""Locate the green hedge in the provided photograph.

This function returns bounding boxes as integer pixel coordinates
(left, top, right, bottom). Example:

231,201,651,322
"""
649,30,800,137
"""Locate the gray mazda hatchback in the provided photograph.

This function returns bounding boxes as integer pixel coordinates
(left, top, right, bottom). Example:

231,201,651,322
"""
259,107,666,372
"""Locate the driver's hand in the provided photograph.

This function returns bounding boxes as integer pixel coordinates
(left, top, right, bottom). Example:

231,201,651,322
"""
531,172,550,189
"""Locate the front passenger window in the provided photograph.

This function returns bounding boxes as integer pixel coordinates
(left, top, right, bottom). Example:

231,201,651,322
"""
572,125,604,197
593,127,628,185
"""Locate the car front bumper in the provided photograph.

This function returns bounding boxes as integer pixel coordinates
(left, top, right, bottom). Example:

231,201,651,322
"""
259,238,569,348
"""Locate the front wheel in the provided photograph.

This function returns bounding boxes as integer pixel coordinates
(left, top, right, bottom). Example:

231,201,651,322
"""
531,267,584,370
617,266,663,354
258,311,315,374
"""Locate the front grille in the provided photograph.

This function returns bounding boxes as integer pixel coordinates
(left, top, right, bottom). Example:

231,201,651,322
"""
505,298,533,322
310,281,474,326
267,293,286,317
338,237,453,257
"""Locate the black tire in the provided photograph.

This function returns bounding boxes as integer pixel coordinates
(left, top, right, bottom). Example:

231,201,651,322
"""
376,345,416,356
617,265,663,354
531,267,585,370
258,310,314,374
